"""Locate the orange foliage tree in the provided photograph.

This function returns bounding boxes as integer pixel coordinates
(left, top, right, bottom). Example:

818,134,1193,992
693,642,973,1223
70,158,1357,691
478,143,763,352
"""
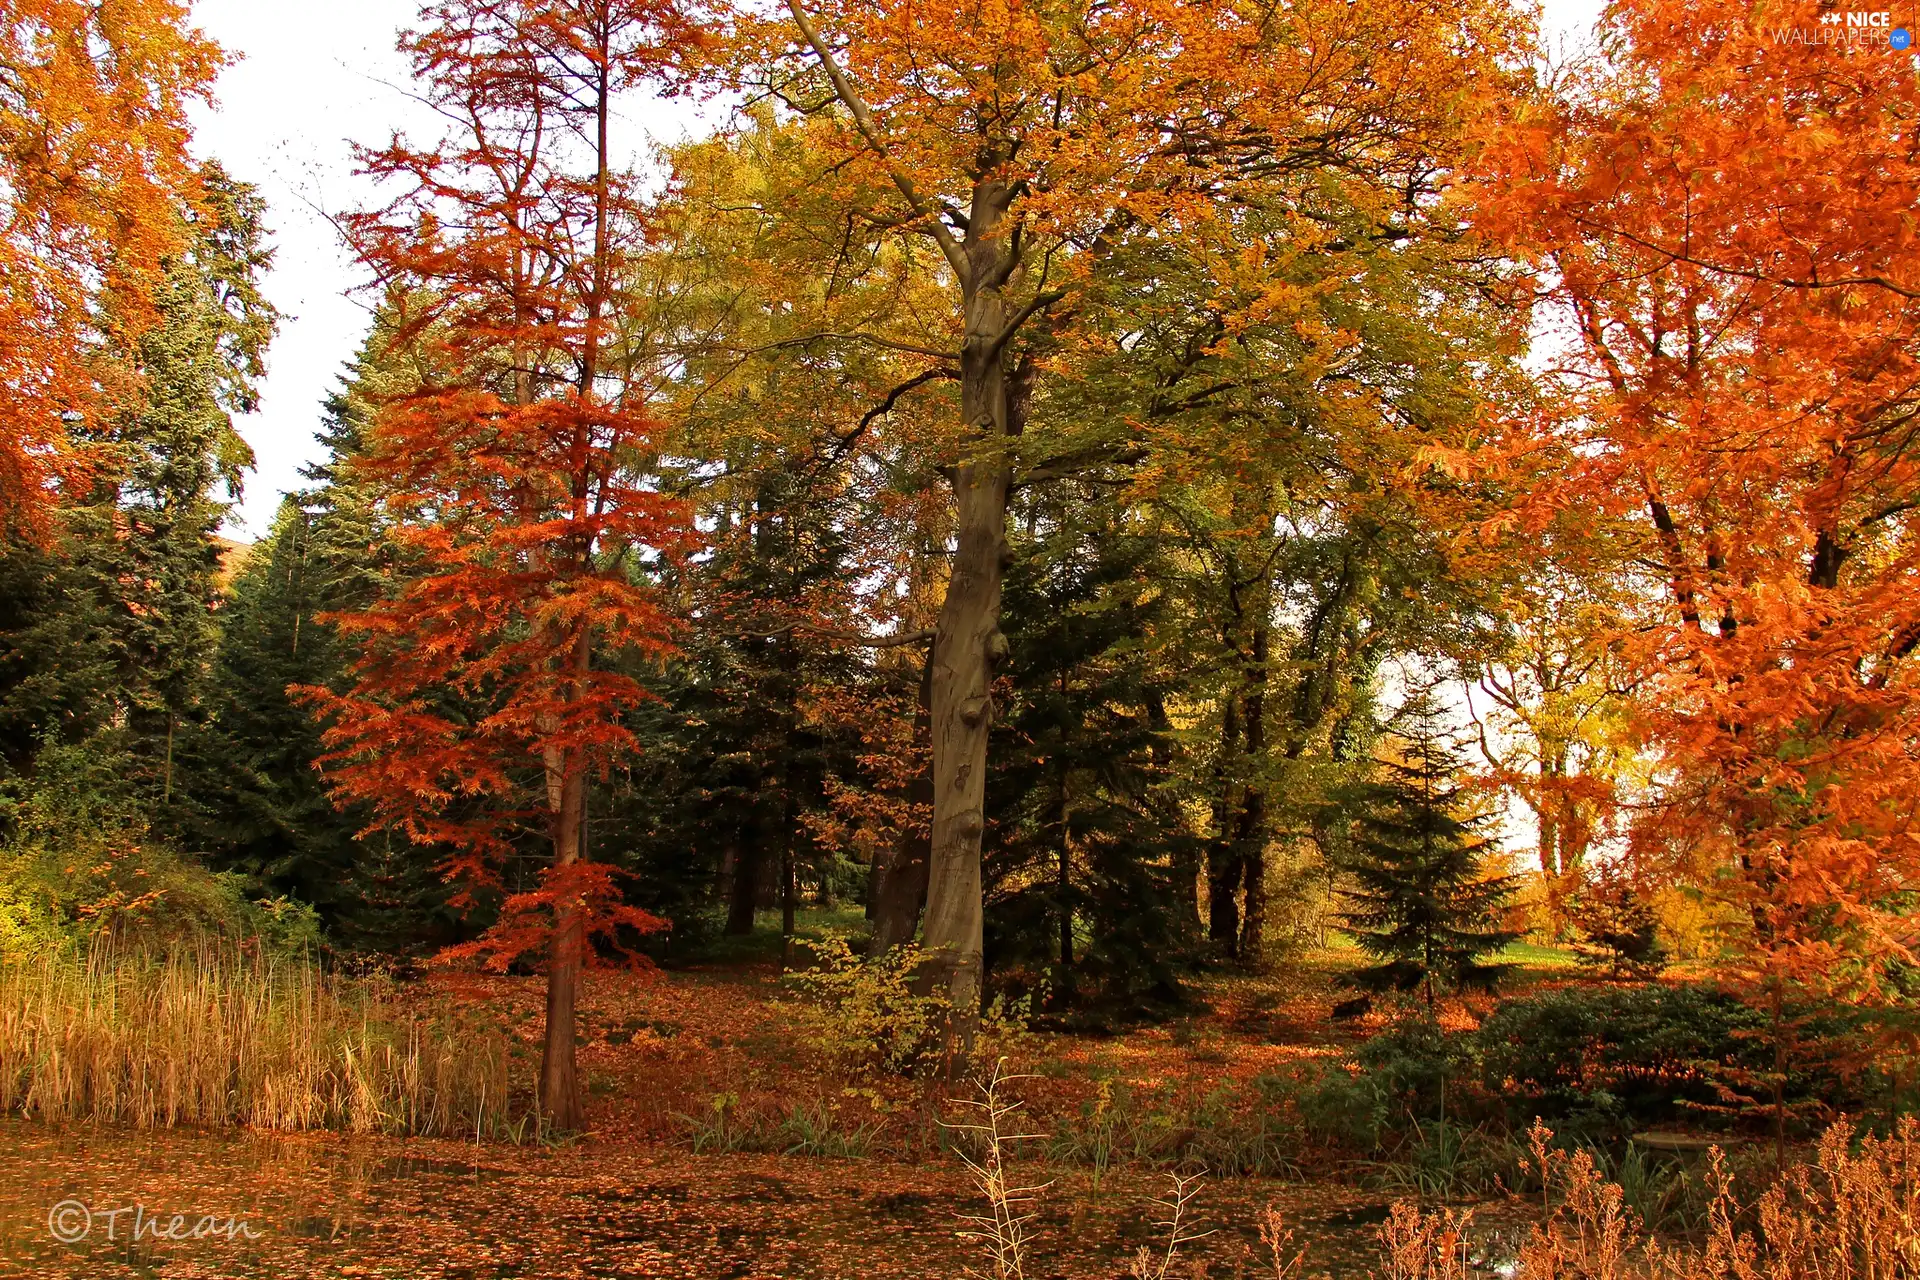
303,0,697,1129
728,0,1526,1026
1480,2,1920,1000
0,0,224,541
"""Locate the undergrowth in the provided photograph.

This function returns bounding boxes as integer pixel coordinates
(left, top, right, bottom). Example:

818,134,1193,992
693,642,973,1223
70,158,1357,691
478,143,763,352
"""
677,1090,885,1158
956,1087,1920,1280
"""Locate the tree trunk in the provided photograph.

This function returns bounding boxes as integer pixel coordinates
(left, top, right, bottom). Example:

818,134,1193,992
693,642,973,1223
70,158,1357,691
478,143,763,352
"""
1237,840,1266,962
1053,758,1073,996
780,801,798,967
864,847,883,920
1207,696,1243,956
1147,691,1204,934
539,633,590,1131
538,36,614,1137
541,864,583,1131
776,628,802,966
1235,615,1271,963
870,830,930,953
1538,747,1564,878
1208,846,1243,956
871,648,934,954
919,179,1023,1044
724,818,763,936
718,837,739,919
921,449,1009,1025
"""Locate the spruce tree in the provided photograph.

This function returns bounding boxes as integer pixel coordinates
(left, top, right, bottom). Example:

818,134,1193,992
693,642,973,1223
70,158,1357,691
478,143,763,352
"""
1337,692,1519,1007
0,163,275,806
596,461,870,952
984,496,1200,1014
1567,862,1668,980
189,324,452,952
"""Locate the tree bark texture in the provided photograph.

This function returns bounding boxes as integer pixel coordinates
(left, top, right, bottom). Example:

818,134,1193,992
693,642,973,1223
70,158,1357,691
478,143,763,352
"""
539,631,591,1131
920,179,1023,1035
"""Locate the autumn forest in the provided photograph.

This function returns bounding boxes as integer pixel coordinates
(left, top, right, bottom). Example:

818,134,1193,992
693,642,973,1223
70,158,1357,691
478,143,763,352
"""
1,0,1917,1276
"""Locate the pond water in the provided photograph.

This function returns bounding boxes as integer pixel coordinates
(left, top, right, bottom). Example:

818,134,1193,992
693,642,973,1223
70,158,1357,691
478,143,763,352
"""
0,1122,1513,1279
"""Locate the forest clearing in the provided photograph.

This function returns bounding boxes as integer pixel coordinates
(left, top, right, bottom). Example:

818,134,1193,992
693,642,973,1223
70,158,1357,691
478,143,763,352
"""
3,0,1918,1276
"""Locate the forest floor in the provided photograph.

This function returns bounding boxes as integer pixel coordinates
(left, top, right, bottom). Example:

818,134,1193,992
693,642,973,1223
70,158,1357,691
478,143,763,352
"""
0,919,1585,1280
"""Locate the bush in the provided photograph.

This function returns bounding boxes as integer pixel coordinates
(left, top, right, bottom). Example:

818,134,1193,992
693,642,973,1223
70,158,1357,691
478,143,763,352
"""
1300,1015,1486,1153
677,1091,883,1157
1566,867,1668,980
787,933,1033,1079
1375,1118,1527,1201
0,743,321,955
786,934,955,1076
1180,1072,1302,1178
1475,983,1851,1141
1045,1071,1303,1179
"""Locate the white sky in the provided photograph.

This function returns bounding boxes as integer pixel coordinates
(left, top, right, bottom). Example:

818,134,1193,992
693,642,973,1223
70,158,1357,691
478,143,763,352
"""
189,0,1607,538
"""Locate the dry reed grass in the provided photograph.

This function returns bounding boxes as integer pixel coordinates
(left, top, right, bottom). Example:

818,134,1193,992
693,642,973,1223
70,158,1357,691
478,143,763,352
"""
1397,1118,1920,1279
0,944,519,1138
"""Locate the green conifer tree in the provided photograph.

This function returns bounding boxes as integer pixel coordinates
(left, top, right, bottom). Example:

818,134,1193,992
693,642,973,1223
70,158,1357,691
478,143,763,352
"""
984,495,1201,1014
0,163,275,805
602,462,869,952
1337,691,1519,1008
188,324,452,952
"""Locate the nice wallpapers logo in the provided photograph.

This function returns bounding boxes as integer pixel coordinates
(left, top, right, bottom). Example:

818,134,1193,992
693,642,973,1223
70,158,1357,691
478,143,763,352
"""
1769,9,1914,47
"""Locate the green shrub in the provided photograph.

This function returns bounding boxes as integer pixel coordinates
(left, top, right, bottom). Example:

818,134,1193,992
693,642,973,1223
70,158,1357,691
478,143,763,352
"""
1475,983,1852,1140
1,745,321,955
787,933,1031,1078
1566,868,1668,980
677,1091,883,1158
1178,1072,1302,1178
679,1092,765,1153
1300,1015,1487,1154
1048,1075,1175,1179
1047,1071,1302,1180
1298,1058,1399,1151
1595,1140,1711,1234
786,935,954,1076
778,1098,882,1158
1374,1118,1526,1200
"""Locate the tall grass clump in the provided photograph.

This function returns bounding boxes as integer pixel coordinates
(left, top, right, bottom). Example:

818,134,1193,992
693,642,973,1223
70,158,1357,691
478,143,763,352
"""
0,943,521,1138
1385,1118,1920,1279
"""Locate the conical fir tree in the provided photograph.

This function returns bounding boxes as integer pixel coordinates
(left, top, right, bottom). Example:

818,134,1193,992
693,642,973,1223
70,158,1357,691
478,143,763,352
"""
984,499,1200,1013
185,324,452,953
1338,692,1519,1008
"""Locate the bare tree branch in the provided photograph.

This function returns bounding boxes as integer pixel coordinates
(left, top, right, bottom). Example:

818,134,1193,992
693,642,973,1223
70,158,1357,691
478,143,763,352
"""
986,288,1068,361
786,0,970,281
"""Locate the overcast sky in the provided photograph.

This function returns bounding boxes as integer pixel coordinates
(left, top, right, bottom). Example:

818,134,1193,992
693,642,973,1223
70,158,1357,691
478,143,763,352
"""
188,0,1607,539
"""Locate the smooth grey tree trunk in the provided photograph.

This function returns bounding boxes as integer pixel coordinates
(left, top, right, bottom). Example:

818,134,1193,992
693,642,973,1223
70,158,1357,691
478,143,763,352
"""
919,179,1022,1041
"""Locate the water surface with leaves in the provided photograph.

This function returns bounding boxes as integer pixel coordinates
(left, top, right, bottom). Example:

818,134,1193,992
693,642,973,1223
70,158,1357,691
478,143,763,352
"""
0,1120,1461,1278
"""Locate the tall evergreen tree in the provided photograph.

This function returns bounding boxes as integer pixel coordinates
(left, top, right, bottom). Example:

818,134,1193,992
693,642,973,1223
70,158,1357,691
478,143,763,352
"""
1337,692,1519,1008
983,496,1199,1013
0,163,275,808
188,323,454,952
605,463,870,951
